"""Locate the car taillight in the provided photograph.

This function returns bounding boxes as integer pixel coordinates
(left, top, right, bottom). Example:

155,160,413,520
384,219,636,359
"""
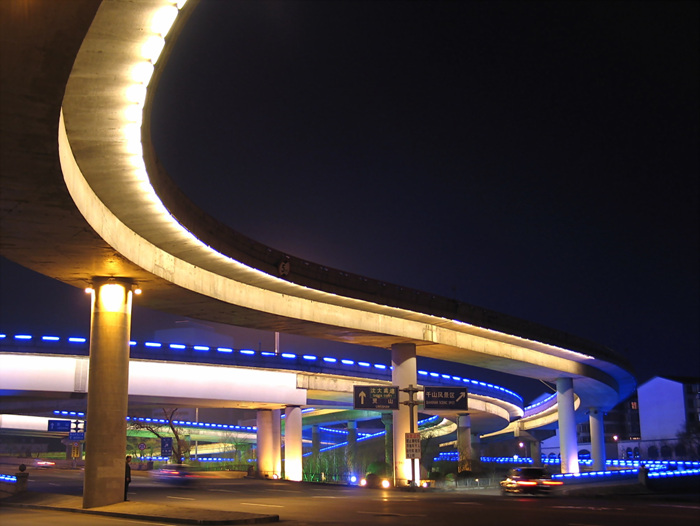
543,480,563,486
516,480,538,486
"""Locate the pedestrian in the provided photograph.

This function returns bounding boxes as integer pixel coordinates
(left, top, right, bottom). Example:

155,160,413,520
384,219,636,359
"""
125,455,132,501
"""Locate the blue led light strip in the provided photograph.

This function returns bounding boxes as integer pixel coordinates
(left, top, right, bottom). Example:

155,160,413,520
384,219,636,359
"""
11,331,524,403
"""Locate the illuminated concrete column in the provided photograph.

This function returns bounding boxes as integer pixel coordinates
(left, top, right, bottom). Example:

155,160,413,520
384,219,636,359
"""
83,278,134,508
312,424,320,457
381,413,393,467
284,406,303,481
347,420,358,477
391,342,417,486
256,409,274,478
271,409,281,478
589,407,606,471
457,414,472,472
556,377,579,474
530,438,542,464
471,432,481,464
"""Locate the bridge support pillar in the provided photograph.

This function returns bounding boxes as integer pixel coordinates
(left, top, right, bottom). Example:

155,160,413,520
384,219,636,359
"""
556,377,579,474
312,424,320,456
284,406,302,481
272,409,281,478
381,413,393,468
256,409,275,478
347,420,358,478
530,437,541,464
589,407,606,471
82,278,133,508
457,414,472,472
391,342,417,487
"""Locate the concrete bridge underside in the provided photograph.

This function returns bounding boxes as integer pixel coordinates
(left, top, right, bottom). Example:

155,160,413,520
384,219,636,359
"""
0,353,518,434
1,0,635,502
1,0,633,417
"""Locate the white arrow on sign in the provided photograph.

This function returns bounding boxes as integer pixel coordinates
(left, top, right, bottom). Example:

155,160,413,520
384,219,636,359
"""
455,392,466,403
359,391,367,404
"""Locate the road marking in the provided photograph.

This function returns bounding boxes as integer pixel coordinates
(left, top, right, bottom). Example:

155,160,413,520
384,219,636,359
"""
552,506,625,511
240,502,284,508
166,496,195,501
357,511,427,517
651,504,700,510
208,489,240,493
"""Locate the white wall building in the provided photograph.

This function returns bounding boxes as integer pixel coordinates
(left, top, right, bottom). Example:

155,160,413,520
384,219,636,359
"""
638,377,688,442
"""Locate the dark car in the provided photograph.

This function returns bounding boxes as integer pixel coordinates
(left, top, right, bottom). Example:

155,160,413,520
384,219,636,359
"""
500,467,562,495
359,472,392,489
151,464,197,486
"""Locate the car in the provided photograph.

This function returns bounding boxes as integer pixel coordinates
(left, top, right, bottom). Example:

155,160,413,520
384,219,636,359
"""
359,472,392,489
151,463,197,486
32,459,56,468
500,467,562,495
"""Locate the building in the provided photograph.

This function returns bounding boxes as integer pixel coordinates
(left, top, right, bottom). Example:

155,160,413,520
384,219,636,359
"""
540,376,699,464
637,376,700,461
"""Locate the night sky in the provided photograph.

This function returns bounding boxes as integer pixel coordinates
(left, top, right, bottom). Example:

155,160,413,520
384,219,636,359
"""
1,0,698,402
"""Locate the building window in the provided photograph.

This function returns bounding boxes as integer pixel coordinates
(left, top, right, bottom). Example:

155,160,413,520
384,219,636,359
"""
660,445,673,459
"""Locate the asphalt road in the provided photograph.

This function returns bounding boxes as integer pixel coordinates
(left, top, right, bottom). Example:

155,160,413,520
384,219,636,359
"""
2,468,699,526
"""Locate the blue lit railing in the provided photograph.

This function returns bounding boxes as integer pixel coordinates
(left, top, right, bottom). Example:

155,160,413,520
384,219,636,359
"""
479,456,535,465
305,415,442,456
0,474,18,483
647,467,700,478
476,457,700,483
3,331,524,408
52,411,257,432
523,393,557,416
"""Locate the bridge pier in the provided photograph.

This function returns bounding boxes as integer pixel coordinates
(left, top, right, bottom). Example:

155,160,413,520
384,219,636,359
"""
457,414,472,472
391,342,418,486
589,407,606,471
346,420,357,478
83,278,134,508
556,377,579,474
381,413,393,468
272,409,281,477
256,409,275,478
284,406,302,481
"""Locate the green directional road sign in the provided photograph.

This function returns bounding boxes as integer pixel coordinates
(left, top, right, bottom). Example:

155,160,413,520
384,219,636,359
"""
353,385,399,410
423,386,468,410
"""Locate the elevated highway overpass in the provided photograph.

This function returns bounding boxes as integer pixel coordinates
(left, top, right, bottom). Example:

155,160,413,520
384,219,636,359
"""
0,334,528,434
1,0,634,505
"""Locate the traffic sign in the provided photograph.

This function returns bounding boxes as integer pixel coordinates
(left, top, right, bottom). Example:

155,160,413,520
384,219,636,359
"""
161,437,173,456
69,432,85,441
138,442,147,451
47,420,71,432
423,386,468,410
353,385,399,410
405,432,421,459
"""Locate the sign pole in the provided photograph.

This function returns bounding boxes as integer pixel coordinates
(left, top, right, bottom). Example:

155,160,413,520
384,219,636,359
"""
401,384,422,488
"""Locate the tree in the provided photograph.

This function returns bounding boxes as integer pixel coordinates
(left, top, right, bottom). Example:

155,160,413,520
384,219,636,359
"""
220,430,254,470
128,408,190,462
